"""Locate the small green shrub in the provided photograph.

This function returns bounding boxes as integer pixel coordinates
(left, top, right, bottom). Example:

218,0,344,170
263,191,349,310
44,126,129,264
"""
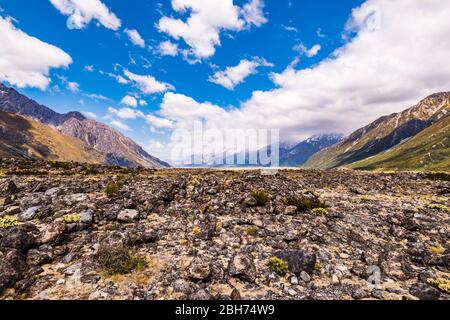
0,216,20,229
284,193,326,213
246,226,259,236
96,245,147,275
62,213,80,224
267,257,289,276
311,208,328,216
252,189,269,206
105,182,121,198
427,203,448,213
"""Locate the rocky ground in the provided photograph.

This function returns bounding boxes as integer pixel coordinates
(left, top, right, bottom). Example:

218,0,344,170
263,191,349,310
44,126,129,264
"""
0,159,449,300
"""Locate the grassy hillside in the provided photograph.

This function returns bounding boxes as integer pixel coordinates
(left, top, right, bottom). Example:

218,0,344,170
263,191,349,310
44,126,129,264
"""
0,111,105,164
348,115,450,172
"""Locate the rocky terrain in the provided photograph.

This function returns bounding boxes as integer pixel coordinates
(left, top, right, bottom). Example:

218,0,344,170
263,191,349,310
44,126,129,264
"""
0,159,449,300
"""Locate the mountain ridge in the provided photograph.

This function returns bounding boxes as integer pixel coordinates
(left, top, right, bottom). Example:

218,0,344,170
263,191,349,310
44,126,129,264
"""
304,92,450,170
0,83,169,168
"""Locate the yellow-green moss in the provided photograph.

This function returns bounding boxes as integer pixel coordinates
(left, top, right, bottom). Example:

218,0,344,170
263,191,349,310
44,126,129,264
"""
311,208,328,216
267,257,289,276
427,203,449,213
192,226,202,235
429,246,446,255
0,216,20,229
105,182,121,198
427,278,450,294
62,213,81,224
246,226,259,236
252,189,269,207
284,193,326,213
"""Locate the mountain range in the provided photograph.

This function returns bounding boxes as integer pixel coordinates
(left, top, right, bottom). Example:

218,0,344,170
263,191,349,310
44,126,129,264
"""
0,83,169,168
304,92,450,171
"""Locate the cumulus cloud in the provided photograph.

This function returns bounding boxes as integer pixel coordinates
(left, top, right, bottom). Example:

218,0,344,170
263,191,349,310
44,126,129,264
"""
49,0,121,30
152,0,450,147
124,29,145,48
99,70,129,84
84,65,94,72
82,111,98,119
0,16,72,90
120,95,138,107
67,81,80,92
157,0,266,59
158,40,178,56
110,119,132,131
108,106,140,119
209,57,273,90
124,69,174,94
241,0,267,27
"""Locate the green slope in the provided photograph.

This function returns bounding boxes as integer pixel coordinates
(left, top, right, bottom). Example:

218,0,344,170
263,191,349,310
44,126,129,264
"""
348,115,449,172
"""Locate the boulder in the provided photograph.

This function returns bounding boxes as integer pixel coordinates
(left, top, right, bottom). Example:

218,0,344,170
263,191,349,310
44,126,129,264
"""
228,253,257,283
274,249,317,275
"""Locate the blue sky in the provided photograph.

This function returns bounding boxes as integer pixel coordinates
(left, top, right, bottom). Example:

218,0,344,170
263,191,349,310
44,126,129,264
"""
1,0,449,163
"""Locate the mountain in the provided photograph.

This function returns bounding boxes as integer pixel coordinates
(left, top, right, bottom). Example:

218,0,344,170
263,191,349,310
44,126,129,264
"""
348,114,449,171
186,134,343,167
280,134,343,166
0,111,105,163
0,83,169,168
304,92,450,170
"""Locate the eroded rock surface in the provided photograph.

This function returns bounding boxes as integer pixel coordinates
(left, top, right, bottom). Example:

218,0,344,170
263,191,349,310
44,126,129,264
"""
0,159,449,300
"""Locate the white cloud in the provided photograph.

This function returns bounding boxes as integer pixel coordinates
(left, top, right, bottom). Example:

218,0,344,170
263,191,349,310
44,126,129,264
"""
99,70,129,84
124,29,145,48
124,69,174,94
0,16,72,90
139,100,148,107
144,114,174,129
158,40,178,56
110,119,132,131
241,0,267,27
108,106,141,119
147,140,165,149
209,57,273,90
294,43,322,58
120,95,138,107
152,0,450,149
283,26,298,32
85,93,110,101
82,111,97,119
67,81,80,92
157,0,266,59
84,65,94,72
49,0,121,30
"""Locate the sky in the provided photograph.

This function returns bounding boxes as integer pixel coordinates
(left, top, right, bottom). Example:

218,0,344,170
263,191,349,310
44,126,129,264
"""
1,0,450,163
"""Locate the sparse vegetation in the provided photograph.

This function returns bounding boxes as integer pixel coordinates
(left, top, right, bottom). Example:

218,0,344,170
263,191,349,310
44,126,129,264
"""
284,192,326,213
192,226,202,235
105,181,121,198
429,246,445,255
427,203,449,213
423,172,450,182
62,213,81,224
0,216,20,229
311,208,328,216
246,226,259,236
427,278,450,294
96,245,147,275
267,257,289,276
252,189,269,206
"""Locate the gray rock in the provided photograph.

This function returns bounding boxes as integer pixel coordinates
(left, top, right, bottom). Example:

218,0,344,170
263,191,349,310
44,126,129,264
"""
228,253,257,283
274,250,317,275
300,271,311,282
44,187,60,197
18,206,41,222
0,249,27,293
79,210,93,224
188,289,212,300
188,258,211,281
0,225,38,252
26,245,53,266
409,282,441,300
284,206,297,215
117,209,139,223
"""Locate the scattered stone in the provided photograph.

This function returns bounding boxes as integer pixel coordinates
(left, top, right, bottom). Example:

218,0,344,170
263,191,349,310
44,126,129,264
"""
284,206,297,215
409,282,441,300
300,271,311,282
117,209,139,223
228,253,257,283
274,250,317,275
188,259,211,281
18,206,41,222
